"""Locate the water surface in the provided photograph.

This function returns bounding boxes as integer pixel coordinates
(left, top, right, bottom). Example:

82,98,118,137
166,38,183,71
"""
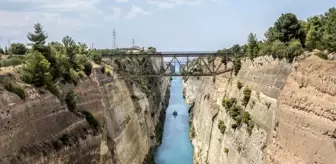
155,77,194,164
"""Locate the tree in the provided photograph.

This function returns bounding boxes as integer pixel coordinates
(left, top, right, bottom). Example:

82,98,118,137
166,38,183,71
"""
266,13,305,45
322,7,336,52
0,48,4,54
305,16,324,50
20,51,52,87
147,47,156,53
247,33,258,58
77,42,88,55
10,43,27,55
62,36,77,67
27,23,48,52
231,44,241,55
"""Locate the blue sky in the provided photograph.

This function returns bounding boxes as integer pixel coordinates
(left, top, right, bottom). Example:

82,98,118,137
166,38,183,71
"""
0,0,335,51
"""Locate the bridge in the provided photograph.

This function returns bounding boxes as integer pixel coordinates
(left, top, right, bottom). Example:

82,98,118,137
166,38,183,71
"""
102,51,234,77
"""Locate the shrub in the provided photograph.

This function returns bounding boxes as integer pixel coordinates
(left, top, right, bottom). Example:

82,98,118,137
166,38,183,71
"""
190,125,195,138
83,61,93,76
315,52,328,60
80,111,100,130
247,120,255,135
232,57,242,76
0,56,25,67
69,68,80,85
224,148,229,154
46,82,62,99
271,40,287,59
222,97,237,110
65,90,77,112
3,82,26,99
78,71,86,79
242,111,251,124
242,87,252,107
237,81,243,90
20,51,52,87
90,51,102,64
229,105,243,121
287,39,303,62
231,123,238,129
218,120,226,134
10,43,27,55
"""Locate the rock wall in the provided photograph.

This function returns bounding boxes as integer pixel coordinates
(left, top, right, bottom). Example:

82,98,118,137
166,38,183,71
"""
183,55,336,164
0,59,170,164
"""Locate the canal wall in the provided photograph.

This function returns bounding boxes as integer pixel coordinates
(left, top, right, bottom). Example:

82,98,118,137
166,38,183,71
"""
0,58,170,164
183,54,336,164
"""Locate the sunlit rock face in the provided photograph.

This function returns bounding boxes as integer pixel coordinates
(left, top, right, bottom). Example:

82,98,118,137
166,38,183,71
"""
0,58,170,164
183,55,336,164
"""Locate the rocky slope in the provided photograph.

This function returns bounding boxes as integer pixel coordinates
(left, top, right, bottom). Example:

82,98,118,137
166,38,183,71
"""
0,58,170,164
183,55,336,164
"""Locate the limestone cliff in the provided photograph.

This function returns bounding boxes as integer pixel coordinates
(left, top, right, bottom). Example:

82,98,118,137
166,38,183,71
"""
183,55,336,164
0,58,170,164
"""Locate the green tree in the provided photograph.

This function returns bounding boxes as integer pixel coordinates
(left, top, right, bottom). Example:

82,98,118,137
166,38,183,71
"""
77,42,88,55
20,51,52,87
0,48,4,54
322,7,336,52
247,33,258,59
305,16,324,50
231,44,241,55
62,36,77,67
27,23,48,52
266,13,305,45
10,43,27,55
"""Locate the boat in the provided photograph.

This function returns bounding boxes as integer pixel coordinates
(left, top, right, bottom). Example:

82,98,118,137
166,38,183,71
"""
173,111,178,117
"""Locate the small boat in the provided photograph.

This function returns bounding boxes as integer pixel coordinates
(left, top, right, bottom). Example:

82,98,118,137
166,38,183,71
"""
173,111,178,117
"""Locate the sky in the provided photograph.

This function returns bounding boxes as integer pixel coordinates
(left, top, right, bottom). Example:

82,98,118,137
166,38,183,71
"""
0,0,335,51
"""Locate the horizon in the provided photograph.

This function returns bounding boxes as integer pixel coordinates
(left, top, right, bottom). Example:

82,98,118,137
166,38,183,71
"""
0,0,335,51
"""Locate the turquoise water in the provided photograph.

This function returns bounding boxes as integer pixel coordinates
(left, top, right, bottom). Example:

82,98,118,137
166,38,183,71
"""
155,77,194,164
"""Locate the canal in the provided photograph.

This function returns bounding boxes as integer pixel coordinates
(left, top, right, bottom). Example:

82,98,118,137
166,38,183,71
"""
155,77,194,164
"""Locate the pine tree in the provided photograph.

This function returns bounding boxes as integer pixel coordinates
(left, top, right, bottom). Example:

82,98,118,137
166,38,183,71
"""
27,23,48,52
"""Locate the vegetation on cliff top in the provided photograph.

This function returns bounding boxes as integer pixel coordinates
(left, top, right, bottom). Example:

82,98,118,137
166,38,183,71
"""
220,7,336,75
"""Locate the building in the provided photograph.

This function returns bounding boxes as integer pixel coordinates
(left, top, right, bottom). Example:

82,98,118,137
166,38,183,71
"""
120,46,143,54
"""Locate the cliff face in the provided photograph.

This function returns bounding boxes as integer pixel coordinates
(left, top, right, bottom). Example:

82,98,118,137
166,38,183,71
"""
0,59,170,164
183,55,336,164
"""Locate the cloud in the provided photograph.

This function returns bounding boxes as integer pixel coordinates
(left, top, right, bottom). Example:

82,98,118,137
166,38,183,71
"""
116,0,128,2
104,7,122,21
146,0,205,9
124,6,151,19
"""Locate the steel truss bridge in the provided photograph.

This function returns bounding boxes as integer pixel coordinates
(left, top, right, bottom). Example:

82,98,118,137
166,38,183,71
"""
102,52,233,77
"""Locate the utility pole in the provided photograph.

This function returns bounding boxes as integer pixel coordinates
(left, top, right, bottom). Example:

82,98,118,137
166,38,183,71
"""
132,38,135,47
91,43,94,50
113,28,116,49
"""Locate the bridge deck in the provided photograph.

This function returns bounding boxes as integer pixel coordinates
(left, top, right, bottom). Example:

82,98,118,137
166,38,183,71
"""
102,53,229,57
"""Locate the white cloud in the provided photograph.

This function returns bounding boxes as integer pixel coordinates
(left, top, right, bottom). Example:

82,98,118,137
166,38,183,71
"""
104,7,122,21
146,0,205,9
116,0,128,2
124,6,152,19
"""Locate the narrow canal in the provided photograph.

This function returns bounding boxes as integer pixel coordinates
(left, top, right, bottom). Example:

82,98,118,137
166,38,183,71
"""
155,76,194,164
